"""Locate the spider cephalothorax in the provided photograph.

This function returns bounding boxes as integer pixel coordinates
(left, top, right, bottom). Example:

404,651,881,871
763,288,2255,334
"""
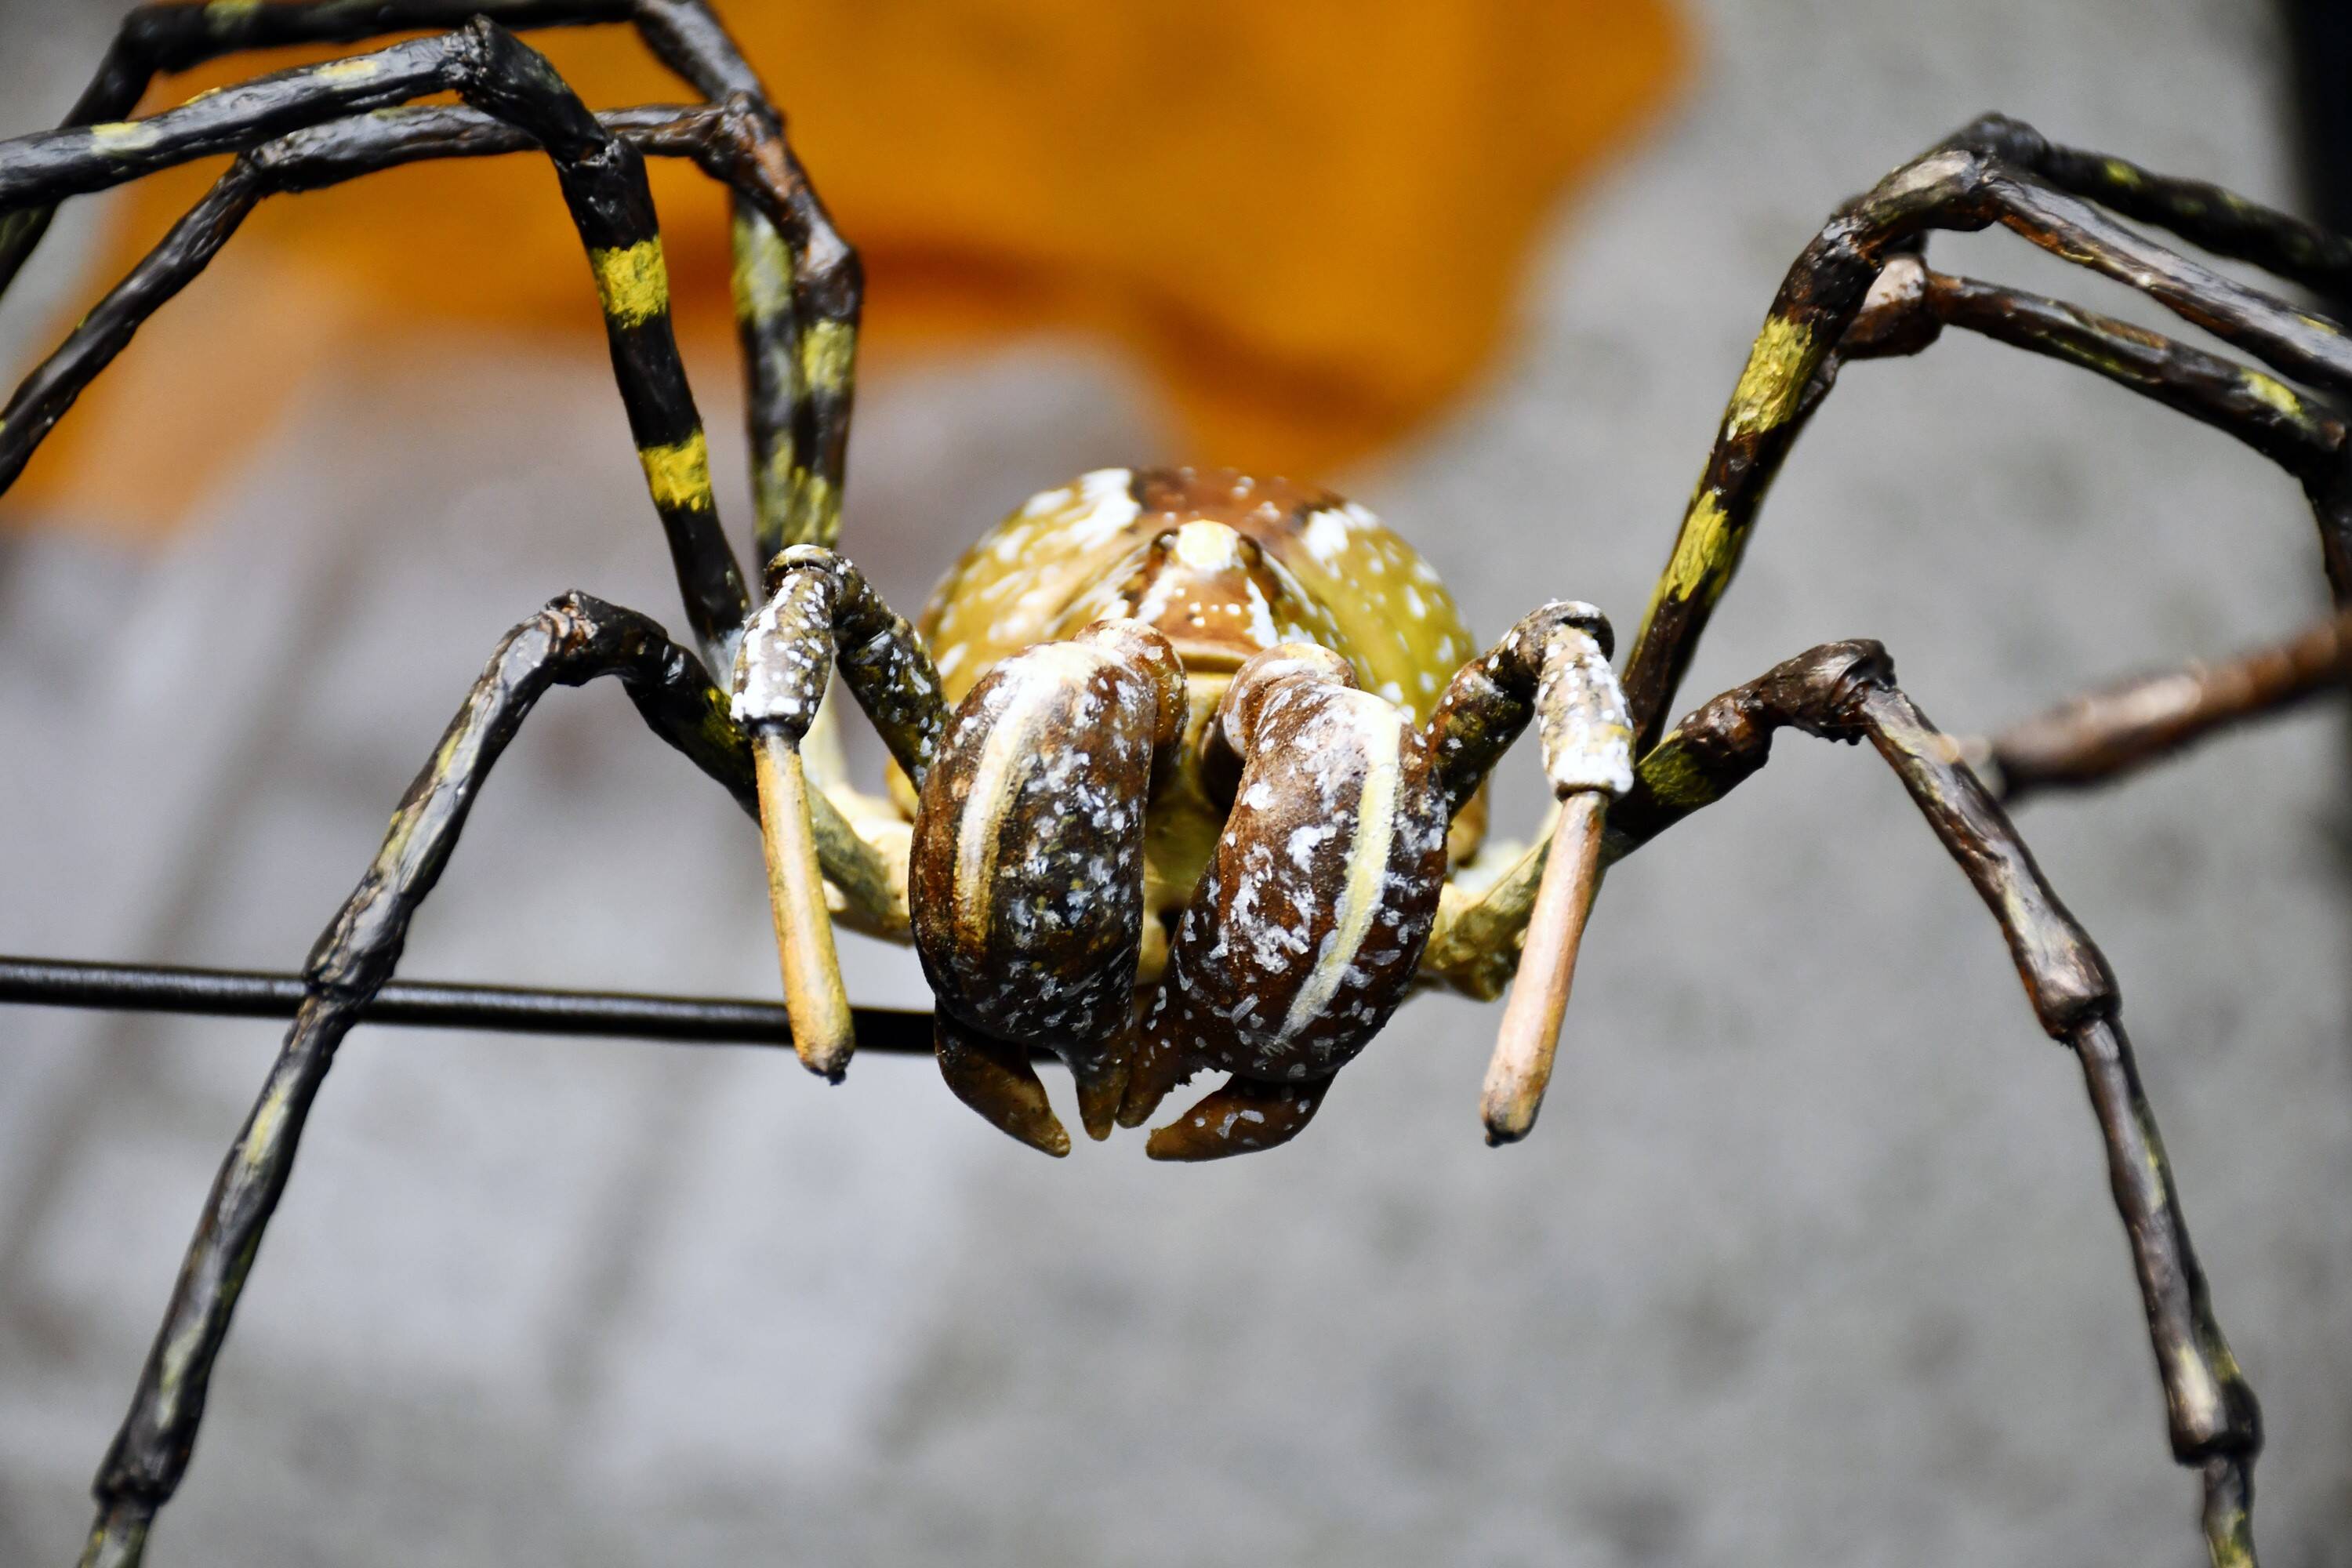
8,2,2348,1559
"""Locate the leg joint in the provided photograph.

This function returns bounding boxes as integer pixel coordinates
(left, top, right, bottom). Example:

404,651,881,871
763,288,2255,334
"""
1745,637,1897,740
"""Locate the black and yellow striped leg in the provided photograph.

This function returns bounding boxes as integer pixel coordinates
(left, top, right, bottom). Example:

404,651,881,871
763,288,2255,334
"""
1842,259,2352,597
0,24,753,666
0,101,804,503
731,205,803,555
77,593,759,1568
727,185,862,563
0,0,863,570
0,0,643,299
1605,643,2263,1568
1620,127,2352,749
450,22,750,662
1,104,681,496
779,227,860,561
701,89,864,568
734,546,943,1077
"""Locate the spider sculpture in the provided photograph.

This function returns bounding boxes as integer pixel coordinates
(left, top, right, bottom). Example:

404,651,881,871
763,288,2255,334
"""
5,3,2351,1565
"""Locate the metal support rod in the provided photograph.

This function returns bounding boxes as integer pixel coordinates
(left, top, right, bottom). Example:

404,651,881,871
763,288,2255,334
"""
0,953,935,1053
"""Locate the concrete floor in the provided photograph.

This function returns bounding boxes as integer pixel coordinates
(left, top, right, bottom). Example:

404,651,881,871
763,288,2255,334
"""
4,2,2350,1565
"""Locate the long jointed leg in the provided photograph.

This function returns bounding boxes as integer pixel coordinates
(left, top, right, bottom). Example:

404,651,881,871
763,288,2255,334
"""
1621,118,2352,746
1841,256,2352,594
0,2,661,296
0,34,466,209
732,546,946,1080
1949,113,2352,299
78,593,760,1568
633,0,863,563
1969,606,2352,804
710,116,862,566
0,156,267,496
1130,644,1450,1161
0,21,761,665
459,25,753,662
1606,641,2263,1566
1414,603,1633,1143
612,0,863,557
0,101,733,493
0,95,848,580
909,622,1185,1153
0,0,862,575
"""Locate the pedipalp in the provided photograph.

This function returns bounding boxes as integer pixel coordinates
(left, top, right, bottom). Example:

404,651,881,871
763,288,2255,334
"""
910,619,1185,1152
1130,642,1449,1160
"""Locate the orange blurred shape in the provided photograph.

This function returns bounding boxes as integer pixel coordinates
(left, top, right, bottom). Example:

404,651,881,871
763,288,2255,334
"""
9,0,1683,536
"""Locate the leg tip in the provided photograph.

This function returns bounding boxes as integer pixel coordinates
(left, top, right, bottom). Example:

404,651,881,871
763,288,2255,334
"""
1479,1092,1537,1146
795,1035,855,1083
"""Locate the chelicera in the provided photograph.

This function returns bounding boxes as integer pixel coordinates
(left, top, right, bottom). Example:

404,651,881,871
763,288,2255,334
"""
5,3,2349,1563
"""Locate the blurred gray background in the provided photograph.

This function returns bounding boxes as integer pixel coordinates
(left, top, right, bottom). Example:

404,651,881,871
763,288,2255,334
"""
5,1,2350,1564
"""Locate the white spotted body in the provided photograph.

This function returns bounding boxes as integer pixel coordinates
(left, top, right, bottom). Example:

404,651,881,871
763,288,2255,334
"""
1139,646,1450,1087
910,467,1483,930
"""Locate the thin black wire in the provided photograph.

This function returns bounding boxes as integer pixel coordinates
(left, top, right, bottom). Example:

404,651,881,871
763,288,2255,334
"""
0,953,937,1053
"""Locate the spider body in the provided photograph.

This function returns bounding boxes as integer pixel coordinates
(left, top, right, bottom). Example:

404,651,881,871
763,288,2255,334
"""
909,464,1485,929
4,3,2347,1560
867,466,1507,1156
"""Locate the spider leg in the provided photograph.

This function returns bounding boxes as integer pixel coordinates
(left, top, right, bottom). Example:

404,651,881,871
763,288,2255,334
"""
0,2,657,298
733,546,946,1079
0,97,818,541
1840,257,2352,594
0,23,764,666
73,592,768,1568
1602,641,2263,1565
1620,120,2352,748
1965,605,2352,804
1948,113,2352,300
0,0,858,567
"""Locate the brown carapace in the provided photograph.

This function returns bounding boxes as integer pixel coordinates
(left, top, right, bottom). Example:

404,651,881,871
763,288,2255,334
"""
739,466,1631,1161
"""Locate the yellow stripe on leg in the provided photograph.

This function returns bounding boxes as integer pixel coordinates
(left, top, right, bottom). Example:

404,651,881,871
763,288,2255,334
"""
1724,314,1817,439
1646,488,1738,619
799,318,857,394
729,212,795,324
591,238,670,328
637,431,713,513
785,463,840,549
